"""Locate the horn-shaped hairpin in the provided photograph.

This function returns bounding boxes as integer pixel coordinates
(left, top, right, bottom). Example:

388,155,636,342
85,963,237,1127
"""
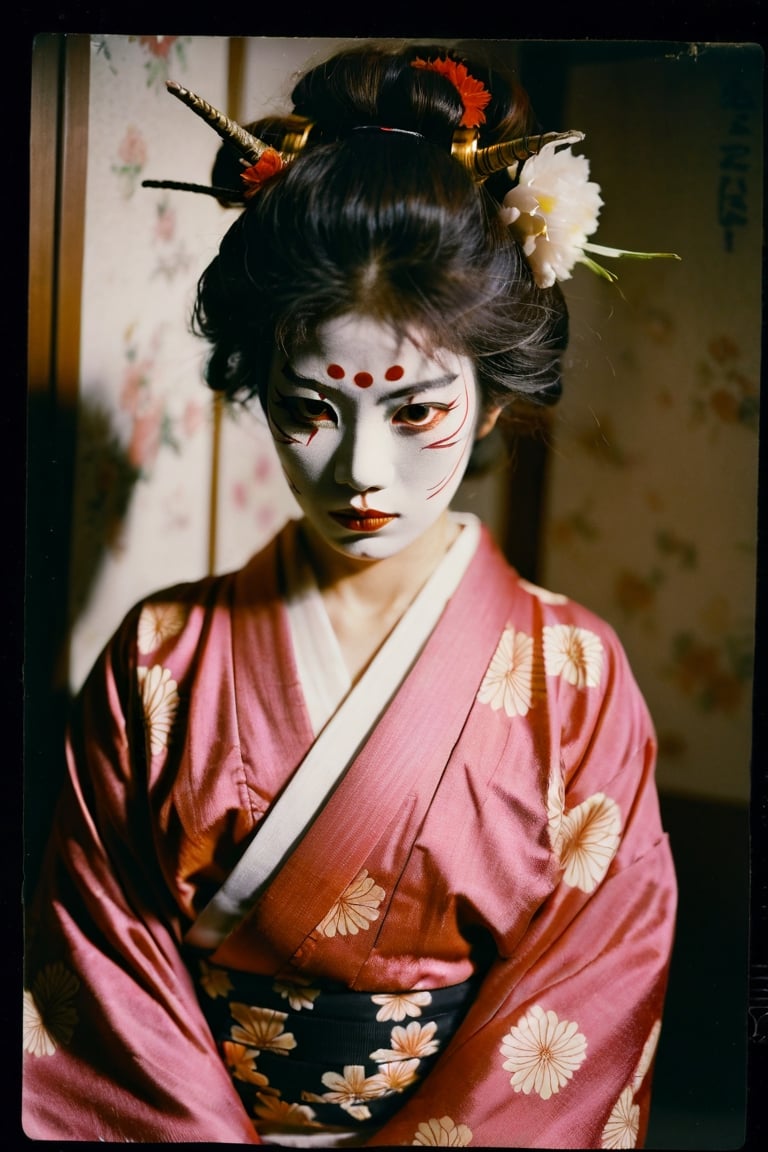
142,82,314,199
451,127,586,182
165,81,313,166
165,81,273,164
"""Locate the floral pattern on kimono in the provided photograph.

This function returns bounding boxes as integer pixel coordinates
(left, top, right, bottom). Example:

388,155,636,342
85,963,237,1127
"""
23,522,676,1147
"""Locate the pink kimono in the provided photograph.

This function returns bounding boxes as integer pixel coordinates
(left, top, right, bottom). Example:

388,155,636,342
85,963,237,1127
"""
23,520,676,1147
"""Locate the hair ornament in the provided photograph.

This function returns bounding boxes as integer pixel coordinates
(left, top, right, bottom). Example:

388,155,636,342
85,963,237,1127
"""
352,125,425,139
411,56,491,129
141,81,313,200
165,81,271,163
450,126,585,183
499,136,680,288
240,149,284,196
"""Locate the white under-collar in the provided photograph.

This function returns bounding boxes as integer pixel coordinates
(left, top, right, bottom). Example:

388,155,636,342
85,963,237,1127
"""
282,528,352,735
282,512,481,735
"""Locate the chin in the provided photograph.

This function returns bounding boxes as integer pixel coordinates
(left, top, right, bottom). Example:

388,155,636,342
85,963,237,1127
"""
327,530,417,563
337,538,401,561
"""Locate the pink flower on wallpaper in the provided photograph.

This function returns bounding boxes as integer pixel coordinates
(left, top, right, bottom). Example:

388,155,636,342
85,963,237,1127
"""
254,453,273,483
182,399,204,437
667,632,747,714
707,335,740,363
128,398,165,473
118,331,199,479
117,124,147,169
614,569,657,616
113,125,148,197
694,334,759,434
135,34,189,88
550,505,600,549
154,200,177,244
138,35,178,59
709,387,745,424
256,504,277,532
231,481,248,510
120,360,153,414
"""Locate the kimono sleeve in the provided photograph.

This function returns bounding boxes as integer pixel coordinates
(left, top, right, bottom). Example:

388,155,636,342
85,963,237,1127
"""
22,610,259,1144
367,624,677,1150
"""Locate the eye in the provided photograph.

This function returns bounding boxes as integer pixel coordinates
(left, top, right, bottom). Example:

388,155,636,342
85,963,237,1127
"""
278,393,337,427
393,402,454,430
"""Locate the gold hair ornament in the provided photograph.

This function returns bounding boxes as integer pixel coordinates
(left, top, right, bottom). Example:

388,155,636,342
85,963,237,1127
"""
451,127,586,182
142,81,314,199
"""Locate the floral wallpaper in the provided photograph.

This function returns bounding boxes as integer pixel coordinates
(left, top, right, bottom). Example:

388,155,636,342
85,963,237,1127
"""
68,34,230,689
540,46,761,802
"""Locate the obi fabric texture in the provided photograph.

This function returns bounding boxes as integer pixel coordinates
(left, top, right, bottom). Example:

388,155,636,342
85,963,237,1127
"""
192,961,478,1136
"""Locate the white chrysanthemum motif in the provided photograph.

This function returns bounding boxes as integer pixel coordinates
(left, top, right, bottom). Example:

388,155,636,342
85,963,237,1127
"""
559,792,621,892
137,601,188,655
477,626,534,717
601,1086,640,1149
222,1041,270,1088
369,1058,420,1094
137,664,179,755
518,578,569,605
254,1094,320,1127
199,960,234,999
546,761,566,856
370,1020,440,1063
229,1004,296,1055
412,1115,474,1146
500,1004,587,1099
499,143,603,288
273,979,321,1011
305,1065,389,1111
23,962,80,1057
316,870,386,938
543,624,603,689
371,991,432,1022
632,1019,662,1091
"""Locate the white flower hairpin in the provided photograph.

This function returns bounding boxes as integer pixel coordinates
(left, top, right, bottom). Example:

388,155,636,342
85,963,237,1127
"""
499,138,680,288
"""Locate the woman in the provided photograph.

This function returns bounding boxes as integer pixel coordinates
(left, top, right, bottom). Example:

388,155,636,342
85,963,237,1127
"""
23,42,677,1147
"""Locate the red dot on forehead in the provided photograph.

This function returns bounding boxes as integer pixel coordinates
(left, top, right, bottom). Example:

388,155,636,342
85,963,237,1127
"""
384,364,405,381
326,363,345,379
353,371,374,389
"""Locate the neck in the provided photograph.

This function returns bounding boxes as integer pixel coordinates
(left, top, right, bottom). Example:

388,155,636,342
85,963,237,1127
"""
300,512,460,618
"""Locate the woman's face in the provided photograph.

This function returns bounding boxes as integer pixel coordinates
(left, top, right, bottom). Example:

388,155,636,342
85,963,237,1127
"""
265,313,493,561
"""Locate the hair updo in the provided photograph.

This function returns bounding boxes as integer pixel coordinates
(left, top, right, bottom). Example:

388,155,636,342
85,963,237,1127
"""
193,42,569,414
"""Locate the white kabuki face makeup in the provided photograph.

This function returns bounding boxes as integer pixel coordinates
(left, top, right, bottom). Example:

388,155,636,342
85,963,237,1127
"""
265,314,485,561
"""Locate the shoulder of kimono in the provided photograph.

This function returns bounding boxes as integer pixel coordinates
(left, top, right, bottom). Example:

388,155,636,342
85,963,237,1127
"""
126,532,283,666
513,574,623,640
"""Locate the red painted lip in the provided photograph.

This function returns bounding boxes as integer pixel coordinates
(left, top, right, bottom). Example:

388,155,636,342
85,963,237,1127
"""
329,510,399,532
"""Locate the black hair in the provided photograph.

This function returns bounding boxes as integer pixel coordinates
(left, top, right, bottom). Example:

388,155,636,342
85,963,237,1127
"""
193,42,569,414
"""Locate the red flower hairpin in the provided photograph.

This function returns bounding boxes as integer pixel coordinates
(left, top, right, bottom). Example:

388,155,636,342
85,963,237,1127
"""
411,56,491,129
240,148,284,197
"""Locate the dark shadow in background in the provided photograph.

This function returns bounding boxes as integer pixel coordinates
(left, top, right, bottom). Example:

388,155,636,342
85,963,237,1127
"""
648,794,750,1150
24,391,139,898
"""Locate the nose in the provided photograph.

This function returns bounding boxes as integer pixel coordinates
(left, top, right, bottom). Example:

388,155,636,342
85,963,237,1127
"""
333,419,395,493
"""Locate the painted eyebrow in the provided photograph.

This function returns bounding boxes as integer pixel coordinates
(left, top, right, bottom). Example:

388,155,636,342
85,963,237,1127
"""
281,363,458,399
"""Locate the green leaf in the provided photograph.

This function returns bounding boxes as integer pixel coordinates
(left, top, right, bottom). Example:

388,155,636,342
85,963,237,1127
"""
583,242,681,262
